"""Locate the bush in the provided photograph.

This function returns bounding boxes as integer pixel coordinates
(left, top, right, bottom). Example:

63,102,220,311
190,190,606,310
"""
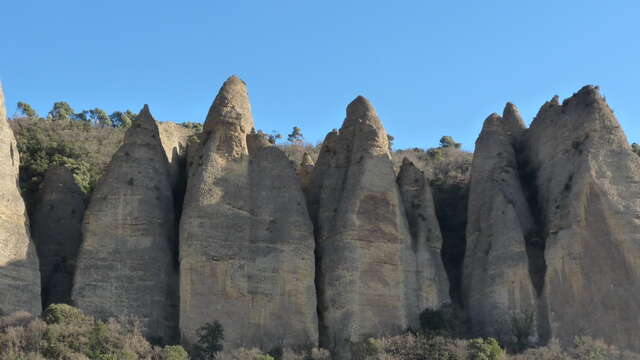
0,306,185,360
192,320,225,359
469,338,505,360
42,303,90,325
9,116,125,209
419,303,467,337
163,345,190,360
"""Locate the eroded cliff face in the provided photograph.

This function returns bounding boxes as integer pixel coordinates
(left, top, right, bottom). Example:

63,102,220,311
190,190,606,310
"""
0,84,41,316
397,158,450,314
463,86,640,351
32,166,86,308
72,106,178,342
524,86,640,350
7,79,640,354
463,105,539,341
179,76,318,350
307,96,448,359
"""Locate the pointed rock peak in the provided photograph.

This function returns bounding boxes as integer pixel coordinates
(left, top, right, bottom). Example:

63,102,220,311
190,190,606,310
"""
203,75,254,134
480,113,503,132
301,152,315,167
401,157,414,168
563,85,608,109
124,105,161,144
346,95,377,120
502,102,527,132
550,95,560,106
133,104,156,129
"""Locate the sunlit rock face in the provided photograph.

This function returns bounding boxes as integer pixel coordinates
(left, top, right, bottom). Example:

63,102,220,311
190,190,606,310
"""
463,105,539,341
307,96,448,359
72,106,178,343
179,76,318,350
0,84,41,316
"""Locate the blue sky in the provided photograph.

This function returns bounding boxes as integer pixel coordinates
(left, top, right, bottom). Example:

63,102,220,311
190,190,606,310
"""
1,0,639,150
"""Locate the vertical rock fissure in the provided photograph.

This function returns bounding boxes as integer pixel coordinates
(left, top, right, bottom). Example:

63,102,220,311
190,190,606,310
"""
513,137,547,298
433,184,468,307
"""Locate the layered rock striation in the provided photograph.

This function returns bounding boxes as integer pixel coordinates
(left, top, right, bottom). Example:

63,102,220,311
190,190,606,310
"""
179,76,318,350
32,166,86,308
72,106,178,342
0,84,41,316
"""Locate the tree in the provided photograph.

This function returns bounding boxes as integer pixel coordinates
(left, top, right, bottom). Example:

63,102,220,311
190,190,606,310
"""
110,110,136,128
267,130,282,145
48,101,74,122
439,136,461,149
72,110,91,123
287,126,304,143
16,101,38,120
180,122,203,132
88,108,111,127
632,143,640,156
192,321,224,359
387,134,394,150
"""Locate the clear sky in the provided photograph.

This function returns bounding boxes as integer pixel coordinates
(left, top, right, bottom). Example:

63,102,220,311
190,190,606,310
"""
1,0,639,150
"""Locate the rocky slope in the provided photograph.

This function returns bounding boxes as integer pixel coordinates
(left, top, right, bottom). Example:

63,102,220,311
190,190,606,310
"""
0,84,41,316
72,106,178,342
179,76,318,349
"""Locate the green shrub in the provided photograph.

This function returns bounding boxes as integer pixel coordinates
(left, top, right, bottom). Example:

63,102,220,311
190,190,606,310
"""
419,303,467,337
42,303,90,325
469,338,505,360
0,306,181,360
192,320,224,359
162,345,190,360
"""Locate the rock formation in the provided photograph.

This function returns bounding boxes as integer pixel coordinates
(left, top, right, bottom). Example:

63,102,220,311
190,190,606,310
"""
72,106,178,342
32,166,86,308
307,96,447,359
524,86,640,350
463,105,539,341
0,84,41,316
179,76,318,350
297,152,315,196
397,158,450,312
158,121,194,189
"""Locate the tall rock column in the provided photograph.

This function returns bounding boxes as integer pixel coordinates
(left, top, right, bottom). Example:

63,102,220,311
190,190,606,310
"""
307,97,443,359
397,158,450,313
526,86,640,350
0,84,41,315
463,104,540,341
72,106,178,343
32,166,86,308
179,76,318,350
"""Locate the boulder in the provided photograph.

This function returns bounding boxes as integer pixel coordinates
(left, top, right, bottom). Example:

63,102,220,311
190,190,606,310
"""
0,84,41,316
32,166,86,308
463,105,539,341
179,76,318,349
72,105,178,342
